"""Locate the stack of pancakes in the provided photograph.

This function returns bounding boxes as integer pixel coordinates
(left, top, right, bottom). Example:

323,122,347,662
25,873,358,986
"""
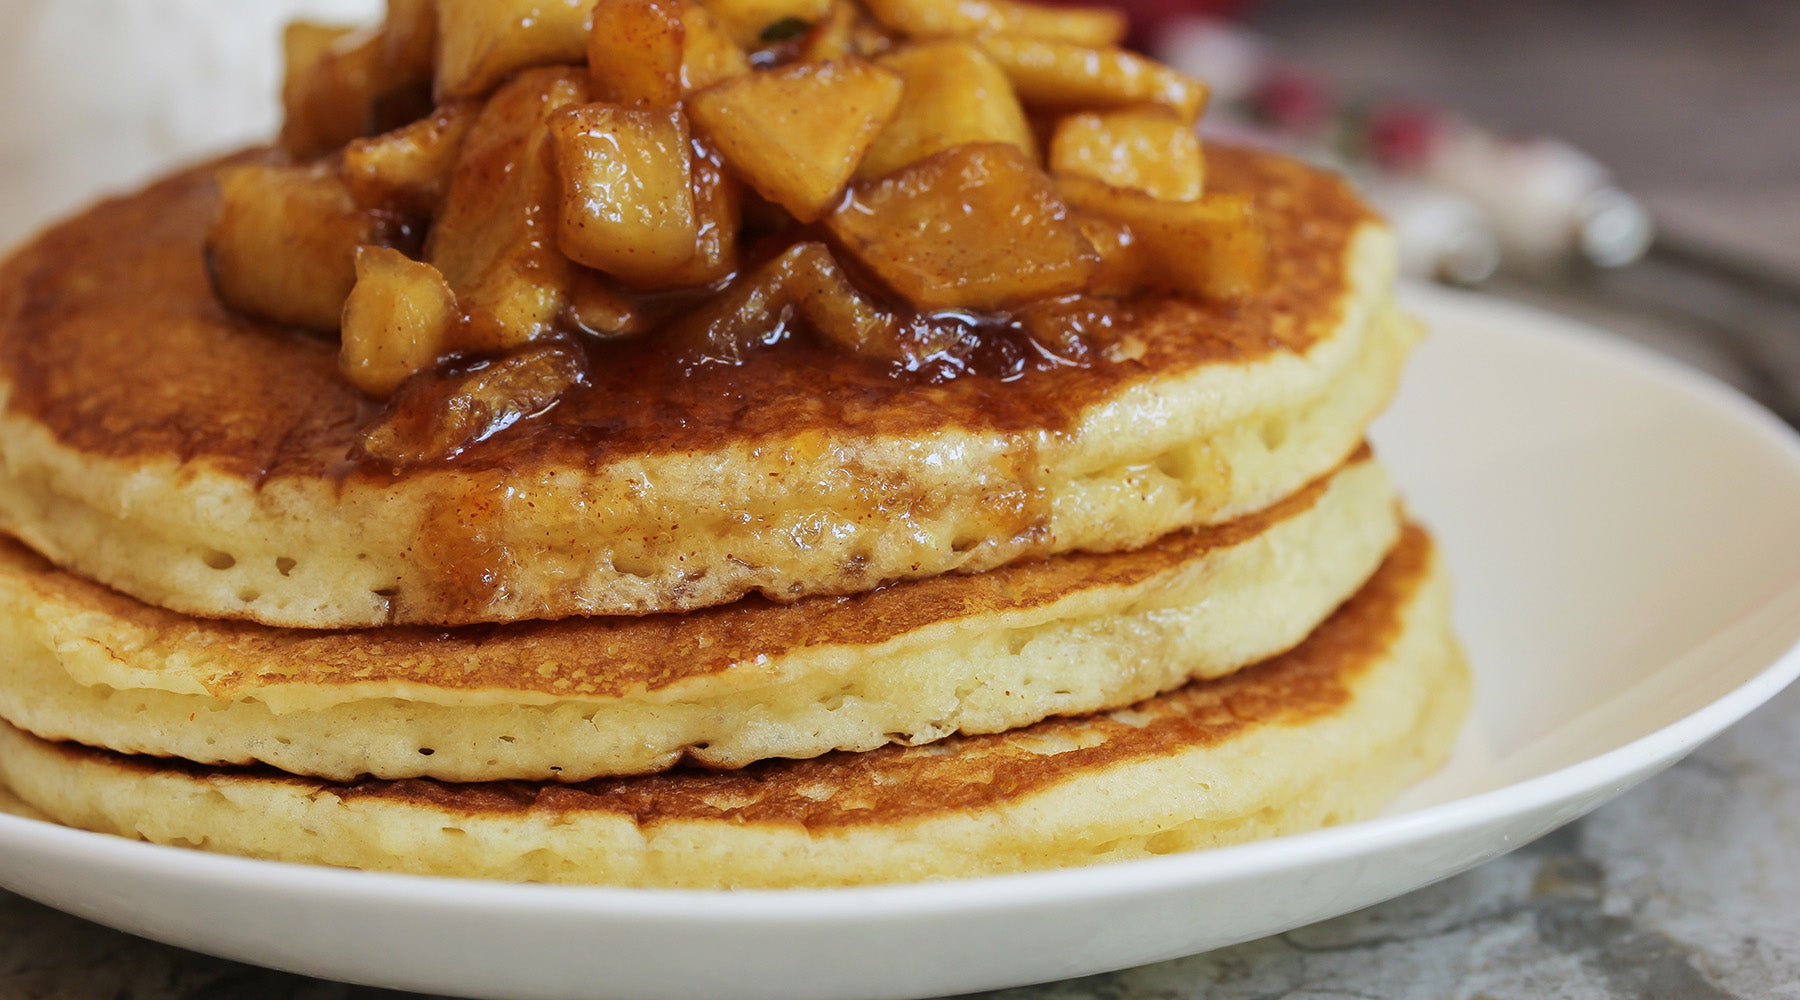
0,108,1467,886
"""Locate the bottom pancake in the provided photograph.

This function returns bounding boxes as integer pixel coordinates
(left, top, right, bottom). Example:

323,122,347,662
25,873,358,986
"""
0,527,1466,888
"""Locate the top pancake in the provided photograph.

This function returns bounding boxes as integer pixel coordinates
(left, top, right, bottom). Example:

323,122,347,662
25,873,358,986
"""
0,146,1406,627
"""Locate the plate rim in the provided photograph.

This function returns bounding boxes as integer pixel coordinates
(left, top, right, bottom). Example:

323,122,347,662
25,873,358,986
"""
1,283,1799,973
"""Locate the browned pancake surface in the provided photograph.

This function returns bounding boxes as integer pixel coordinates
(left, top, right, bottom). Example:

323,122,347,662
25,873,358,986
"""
0,148,1372,481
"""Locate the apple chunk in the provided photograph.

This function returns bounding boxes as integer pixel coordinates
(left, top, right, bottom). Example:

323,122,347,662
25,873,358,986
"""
679,2,753,93
208,163,399,331
379,0,439,89
435,0,593,100
980,36,1209,123
687,59,902,222
1049,107,1204,201
587,0,685,105
663,137,742,285
340,246,460,398
588,0,750,99
670,242,961,365
797,1,858,61
1059,175,1268,300
859,40,1035,179
280,23,382,158
343,101,478,216
828,142,1097,311
358,341,588,467
281,4,440,157
701,0,832,48
427,67,591,352
860,0,1125,47
549,104,700,286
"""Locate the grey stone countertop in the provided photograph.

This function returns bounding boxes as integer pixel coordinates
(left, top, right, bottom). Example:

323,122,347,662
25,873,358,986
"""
5,1,1800,997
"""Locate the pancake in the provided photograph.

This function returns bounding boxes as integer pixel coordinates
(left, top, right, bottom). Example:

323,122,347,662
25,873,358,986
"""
0,783,43,822
0,147,1411,628
0,451,1398,781
0,525,1464,887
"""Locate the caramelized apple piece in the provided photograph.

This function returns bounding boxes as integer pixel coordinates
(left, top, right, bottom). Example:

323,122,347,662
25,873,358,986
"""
679,2,754,92
980,36,1209,123
859,40,1034,178
435,0,592,100
565,271,657,338
687,59,902,222
282,3,440,158
427,68,591,352
359,341,588,467
702,0,833,48
281,23,382,158
282,22,355,93
658,136,742,285
583,0,750,101
1069,210,1140,297
798,1,858,61
1049,107,1204,201
667,244,808,365
861,0,1125,46
789,246,962,362
587,0,685,105
343,101,478,216
827,142,1097,311
671,242,960,365
1059,175,1268,300
340,246,460,398
208,163,399,331
1149,193,1267,301
379,0,440,89
550,104,700,285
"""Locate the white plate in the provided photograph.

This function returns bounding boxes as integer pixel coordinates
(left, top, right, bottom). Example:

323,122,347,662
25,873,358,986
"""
2,285,1799,1000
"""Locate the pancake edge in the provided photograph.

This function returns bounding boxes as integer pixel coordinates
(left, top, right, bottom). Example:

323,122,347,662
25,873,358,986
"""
0,455,1401,779
0,527,1469,887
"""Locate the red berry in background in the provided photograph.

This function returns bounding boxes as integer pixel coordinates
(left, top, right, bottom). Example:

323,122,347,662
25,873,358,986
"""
1368,102,1441,172
1251,63,1331,132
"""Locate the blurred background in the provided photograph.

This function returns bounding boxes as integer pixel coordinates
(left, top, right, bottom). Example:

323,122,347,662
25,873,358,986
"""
1252,0,1800,276
1192,0,1800,424
0,0,1796,411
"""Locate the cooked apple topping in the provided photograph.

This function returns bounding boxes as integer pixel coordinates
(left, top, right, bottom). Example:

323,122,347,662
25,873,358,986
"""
205,0,1268,462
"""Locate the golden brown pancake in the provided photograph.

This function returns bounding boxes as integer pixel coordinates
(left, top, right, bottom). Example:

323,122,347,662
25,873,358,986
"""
0,147,1411,627
0,451,1399,780
0,526,1466,887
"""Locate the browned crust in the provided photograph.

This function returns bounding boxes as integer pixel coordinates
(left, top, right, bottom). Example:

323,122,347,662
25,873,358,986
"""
0,147,1373,481
45,522,1430,830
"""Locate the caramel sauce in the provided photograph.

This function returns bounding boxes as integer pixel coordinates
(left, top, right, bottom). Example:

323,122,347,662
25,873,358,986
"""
0,146,1371,484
